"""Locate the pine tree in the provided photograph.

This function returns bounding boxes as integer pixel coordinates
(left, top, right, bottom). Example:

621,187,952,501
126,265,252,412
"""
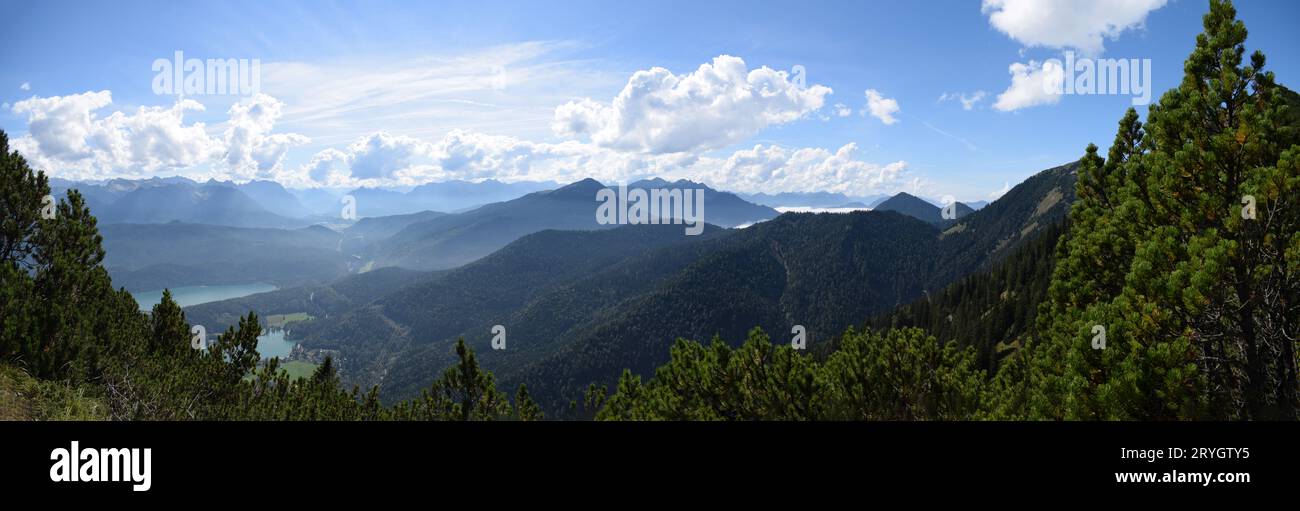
416,338,510,420
581,383,606,420
817,327,985,420
595,369,646,420
150,290,190,353
0,129,122,381
0,130,46,266
514,384,543,421
1022,0,1300,420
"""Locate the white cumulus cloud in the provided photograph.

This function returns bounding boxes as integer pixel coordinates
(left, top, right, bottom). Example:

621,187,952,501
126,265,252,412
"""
863,89,900,125
993,60,1064,112
552,55,832,154
12,90,115,160
224,94,310,179
345,132,430,181
9,90,306,180
291,129,912,197
299,148,352,187
981,0,1168,56
700,143,908,197
12,90,223,178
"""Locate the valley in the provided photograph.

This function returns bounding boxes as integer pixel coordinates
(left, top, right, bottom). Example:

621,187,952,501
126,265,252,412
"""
7,0,1295,424
45,154,1082,415
159,161,1077,413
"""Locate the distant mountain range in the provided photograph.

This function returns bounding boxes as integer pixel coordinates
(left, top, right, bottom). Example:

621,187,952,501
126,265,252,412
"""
367,177,779,270
873,192,975,226
102,182,307,228
340,210,447,255
85,171,1014,307
96,176,780,289
53,173,987,236
52,178,316,228
237,180,314,218
101,222,348,291
187,161,1078,412
49,176,563,228
344,179,562,217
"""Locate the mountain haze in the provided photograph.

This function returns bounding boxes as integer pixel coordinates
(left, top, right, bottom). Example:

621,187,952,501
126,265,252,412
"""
370,178,777,270
277,162,1078,411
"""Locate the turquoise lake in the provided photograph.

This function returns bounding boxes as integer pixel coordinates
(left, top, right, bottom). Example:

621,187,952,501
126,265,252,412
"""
255,329,297,360
131,283,278,310
131,282,294,359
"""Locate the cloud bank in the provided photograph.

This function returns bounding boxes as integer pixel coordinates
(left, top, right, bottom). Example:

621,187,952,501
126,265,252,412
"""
10,54,918,196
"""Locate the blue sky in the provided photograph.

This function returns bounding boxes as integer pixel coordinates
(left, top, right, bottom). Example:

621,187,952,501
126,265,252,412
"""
2,0,1298,200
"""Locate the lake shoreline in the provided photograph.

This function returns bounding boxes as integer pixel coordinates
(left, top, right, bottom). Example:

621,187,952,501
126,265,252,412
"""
131,282,279,311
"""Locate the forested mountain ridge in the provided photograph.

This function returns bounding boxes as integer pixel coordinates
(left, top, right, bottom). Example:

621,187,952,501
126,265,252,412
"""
924,161,1075,288
289,159,1077,412
89,174,778,295
500,210,946,412
858,220,1066,373
293,224,728,393
183,266,435,334
626,178,779,227
504,163,1074,412
3,129,551,420
368,177,777,270
3,0,1293,424
873,191,973,225
597,0,1300,420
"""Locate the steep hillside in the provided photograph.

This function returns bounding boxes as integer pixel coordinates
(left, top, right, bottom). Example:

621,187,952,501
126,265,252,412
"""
873,192,975,226
341,210,447,253
293,224,726,388
628,178,779,226
183,266,435,334
247,161,1078,411
370,178,775,270
498,210,943,411
860,220,1066,372
923,161,1076,288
